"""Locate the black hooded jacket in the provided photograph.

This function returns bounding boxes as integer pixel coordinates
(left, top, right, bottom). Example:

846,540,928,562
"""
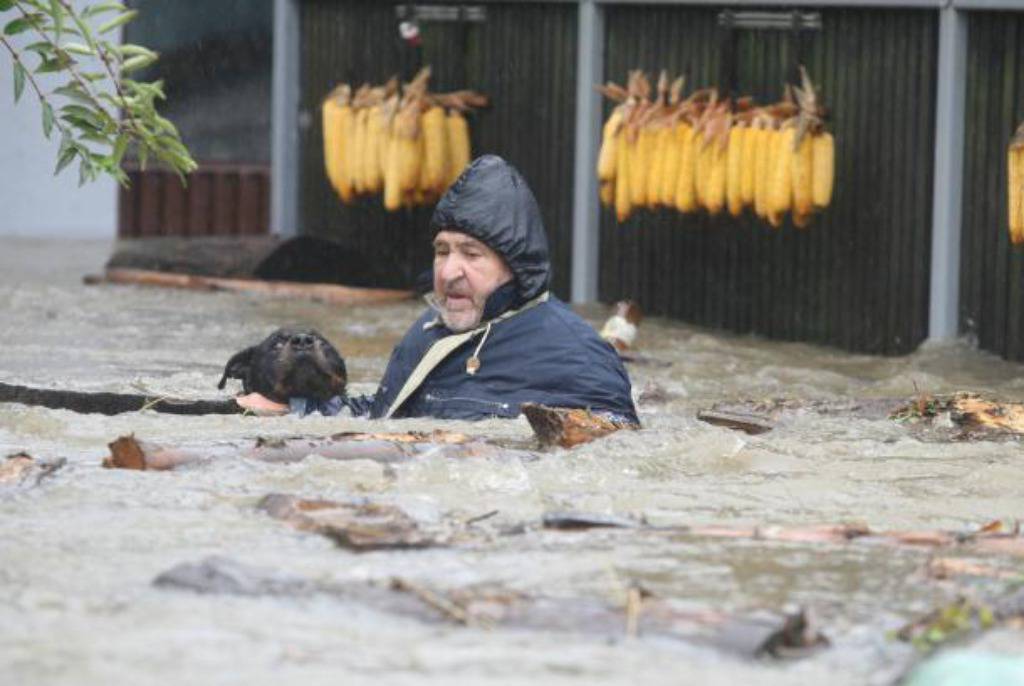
341,155,638,423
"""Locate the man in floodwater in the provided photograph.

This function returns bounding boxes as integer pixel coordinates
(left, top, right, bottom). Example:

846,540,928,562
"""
243,155,638,423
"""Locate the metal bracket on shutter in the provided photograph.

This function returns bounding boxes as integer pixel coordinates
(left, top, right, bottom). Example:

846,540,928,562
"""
395,5,486,23
716,11,821,31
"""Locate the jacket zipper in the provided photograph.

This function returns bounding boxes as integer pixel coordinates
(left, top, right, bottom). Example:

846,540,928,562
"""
423,393,511,412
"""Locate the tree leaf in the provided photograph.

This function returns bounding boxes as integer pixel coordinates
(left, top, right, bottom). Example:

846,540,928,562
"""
22,41,54,57
49,0,63,41
97,9,137,35
41,101,54,138
0,0,15,11
118,43,157,59
53,82,92,105
12,62,26,103
68,12,97,54
62,42,94,56
120,53,156,74
78,158,93,186
83,2,126,19
54,134,77,176
35,52,73,74
4,15,42,36
110,133,128,165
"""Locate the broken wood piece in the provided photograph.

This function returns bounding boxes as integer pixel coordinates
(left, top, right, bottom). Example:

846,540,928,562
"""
753,607,830,659
925,558,1021,581
542,511,642,530
153,556,317,597
696,409,775,435
151,556,828,660
249,432,504,464
258,493,443,551
103,435,198,471
389,577,484,627
890,392,1024,436
521,403,637,448
329,430,471,444
0,381,243,416
0,452,66,488
92,268,414,306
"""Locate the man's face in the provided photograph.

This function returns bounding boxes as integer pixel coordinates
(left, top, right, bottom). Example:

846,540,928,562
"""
432,230,513,332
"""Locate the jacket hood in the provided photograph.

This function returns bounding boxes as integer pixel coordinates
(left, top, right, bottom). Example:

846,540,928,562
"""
430,155,550,301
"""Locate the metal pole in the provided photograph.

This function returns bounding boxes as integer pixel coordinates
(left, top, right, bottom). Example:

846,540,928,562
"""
570,0,603,303
271,0,300,237
928,5,967,339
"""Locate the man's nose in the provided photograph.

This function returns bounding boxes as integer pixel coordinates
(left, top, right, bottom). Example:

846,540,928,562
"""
438,254,466,282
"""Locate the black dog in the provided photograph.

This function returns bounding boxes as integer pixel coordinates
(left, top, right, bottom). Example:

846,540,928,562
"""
217,328,347,403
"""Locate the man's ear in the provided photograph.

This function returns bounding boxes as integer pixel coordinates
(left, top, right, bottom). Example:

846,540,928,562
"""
218,347,256,390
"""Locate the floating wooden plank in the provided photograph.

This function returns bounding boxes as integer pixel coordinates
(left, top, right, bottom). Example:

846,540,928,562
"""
101,432,525,471
259,493,445,551
696,409,775,435
152,556,829,658
88,268,414,306
0,381,242,417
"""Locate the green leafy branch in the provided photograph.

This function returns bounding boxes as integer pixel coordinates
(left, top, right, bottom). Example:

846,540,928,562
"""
1,0,196,186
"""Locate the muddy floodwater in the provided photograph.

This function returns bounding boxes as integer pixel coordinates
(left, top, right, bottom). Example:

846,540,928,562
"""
1,236,1022,686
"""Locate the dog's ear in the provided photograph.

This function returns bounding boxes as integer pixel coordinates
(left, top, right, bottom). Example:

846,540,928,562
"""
218,346,256,390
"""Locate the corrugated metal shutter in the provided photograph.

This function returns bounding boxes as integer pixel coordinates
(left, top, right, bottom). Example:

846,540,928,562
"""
599,6,937,355
299,0,577,294
961,11,1024,361
118,164,270,238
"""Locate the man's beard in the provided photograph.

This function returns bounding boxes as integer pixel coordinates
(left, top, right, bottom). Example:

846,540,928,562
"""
440,295,484,332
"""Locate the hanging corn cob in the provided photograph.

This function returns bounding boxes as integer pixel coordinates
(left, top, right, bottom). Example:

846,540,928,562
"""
596,66,833,229
321,84,351,200
1009,122,1024,245
321,67,488,211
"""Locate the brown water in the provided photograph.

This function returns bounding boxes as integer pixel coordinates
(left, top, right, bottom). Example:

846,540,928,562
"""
1,236,1022,686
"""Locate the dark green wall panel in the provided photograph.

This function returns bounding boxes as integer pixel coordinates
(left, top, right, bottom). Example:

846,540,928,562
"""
598,6,937,355
299,0,577,293
961,12,1024,362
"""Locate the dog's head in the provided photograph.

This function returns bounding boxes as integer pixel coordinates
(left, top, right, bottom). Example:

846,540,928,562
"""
217,328,347,403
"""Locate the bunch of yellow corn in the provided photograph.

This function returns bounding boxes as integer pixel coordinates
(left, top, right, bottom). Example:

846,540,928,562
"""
1008,122,1024,245
321,67,487,211
597,67,834,229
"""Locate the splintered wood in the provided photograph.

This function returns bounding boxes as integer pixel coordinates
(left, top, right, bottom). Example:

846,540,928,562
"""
521,403,637,448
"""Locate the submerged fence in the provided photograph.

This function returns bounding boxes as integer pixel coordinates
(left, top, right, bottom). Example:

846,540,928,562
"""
274,0,1024,359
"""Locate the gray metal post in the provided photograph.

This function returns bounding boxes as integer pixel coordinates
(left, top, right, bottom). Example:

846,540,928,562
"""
928,5,967,340
570,0,603,303
271,0,300,237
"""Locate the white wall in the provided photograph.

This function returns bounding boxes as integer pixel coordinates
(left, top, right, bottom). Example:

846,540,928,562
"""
0,3,118,238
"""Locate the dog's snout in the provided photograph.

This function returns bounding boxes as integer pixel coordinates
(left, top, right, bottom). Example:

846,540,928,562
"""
290,332,315,349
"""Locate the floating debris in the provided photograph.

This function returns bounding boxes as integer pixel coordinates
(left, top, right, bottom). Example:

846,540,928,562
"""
258,493,444,551
696,409,775,435
522,403,637,448
151,556,829,659
0,452,66,489
542,511,643,530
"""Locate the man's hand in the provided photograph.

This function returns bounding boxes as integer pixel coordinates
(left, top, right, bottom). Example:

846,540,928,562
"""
235,393,289,416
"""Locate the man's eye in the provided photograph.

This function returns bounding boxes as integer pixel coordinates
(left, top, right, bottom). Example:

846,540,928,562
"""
464,251,480,259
